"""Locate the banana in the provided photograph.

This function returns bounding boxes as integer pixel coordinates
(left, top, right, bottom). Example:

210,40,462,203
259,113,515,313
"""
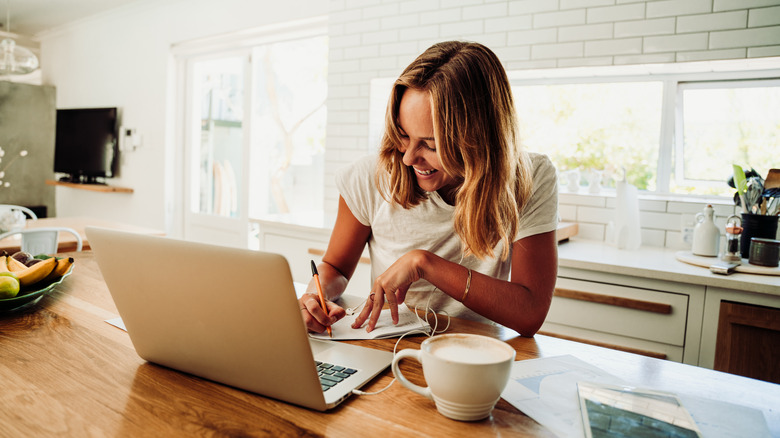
0,256,11,274
15,257,57,287
7,256,29,272
42,257,74,282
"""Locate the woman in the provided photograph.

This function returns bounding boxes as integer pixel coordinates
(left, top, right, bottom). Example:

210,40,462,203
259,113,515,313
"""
299,41,558,336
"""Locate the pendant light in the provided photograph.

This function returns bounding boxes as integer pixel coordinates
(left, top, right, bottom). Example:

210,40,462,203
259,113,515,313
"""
1,0,39,75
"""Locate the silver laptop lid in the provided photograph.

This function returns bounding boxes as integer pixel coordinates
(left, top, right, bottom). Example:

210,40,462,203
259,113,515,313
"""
87,227,331,410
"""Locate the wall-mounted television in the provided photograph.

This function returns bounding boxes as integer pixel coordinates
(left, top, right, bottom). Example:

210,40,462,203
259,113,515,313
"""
54,107,120,184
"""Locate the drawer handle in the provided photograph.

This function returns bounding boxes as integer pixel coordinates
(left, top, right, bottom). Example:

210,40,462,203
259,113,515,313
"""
307,248,370,265
538,330,668,360
554,288,672,315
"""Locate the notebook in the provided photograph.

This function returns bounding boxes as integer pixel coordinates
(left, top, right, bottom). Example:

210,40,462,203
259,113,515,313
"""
86,227,393,411
309,296,432,341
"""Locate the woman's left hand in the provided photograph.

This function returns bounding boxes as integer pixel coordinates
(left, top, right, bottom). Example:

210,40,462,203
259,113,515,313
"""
352,250,426,332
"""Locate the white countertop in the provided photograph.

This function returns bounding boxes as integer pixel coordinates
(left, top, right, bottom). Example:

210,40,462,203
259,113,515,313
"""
558,238,780,296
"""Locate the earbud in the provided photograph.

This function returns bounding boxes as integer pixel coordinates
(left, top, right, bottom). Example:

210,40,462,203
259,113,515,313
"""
346,298,368,316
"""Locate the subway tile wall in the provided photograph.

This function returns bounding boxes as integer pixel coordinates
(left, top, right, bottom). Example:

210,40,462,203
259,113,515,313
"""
325,0,780,248
558,189,748,248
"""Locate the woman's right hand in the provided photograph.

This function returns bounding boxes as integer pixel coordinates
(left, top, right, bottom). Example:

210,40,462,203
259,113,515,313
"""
299,196,371,333
299,293,346,334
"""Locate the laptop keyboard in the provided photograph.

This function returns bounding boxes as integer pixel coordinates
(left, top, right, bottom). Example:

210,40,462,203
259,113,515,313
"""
316,361,357,392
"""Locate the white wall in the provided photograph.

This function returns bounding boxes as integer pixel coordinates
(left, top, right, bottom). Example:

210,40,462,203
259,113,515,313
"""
39,0,328,233
324,0,780,248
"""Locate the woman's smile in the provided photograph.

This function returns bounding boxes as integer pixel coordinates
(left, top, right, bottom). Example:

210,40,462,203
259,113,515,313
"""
397,88,458,197
413,167,437,176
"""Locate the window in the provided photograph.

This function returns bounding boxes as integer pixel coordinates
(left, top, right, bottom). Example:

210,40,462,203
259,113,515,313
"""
249,36,328,218
513,81,663,191
509,59,780,197
675,80,780,195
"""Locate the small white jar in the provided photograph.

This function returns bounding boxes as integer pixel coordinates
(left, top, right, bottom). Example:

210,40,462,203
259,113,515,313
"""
692,204,720,257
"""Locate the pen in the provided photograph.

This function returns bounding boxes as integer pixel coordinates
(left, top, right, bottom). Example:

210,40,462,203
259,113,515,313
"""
310,260,332,338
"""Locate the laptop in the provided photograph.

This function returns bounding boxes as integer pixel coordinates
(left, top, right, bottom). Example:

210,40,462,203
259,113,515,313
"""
86,226,393,411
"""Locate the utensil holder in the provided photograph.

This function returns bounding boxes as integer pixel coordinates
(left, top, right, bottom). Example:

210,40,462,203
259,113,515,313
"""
740,213,779,259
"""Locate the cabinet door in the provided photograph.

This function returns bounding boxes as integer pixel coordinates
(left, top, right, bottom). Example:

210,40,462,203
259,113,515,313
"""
541,277,689,361
699,286,780,371
714,301,780,384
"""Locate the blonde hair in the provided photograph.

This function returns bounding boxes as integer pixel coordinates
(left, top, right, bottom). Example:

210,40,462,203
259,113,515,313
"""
376,41,533,260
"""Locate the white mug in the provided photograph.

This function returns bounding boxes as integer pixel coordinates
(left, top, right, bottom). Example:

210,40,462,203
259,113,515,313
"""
391,333,515,421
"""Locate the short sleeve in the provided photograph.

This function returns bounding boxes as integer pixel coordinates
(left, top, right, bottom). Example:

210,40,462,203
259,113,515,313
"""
516,153,559,241
335,155,379,226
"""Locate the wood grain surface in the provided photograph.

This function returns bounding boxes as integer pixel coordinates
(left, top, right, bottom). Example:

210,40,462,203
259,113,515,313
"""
1,251,778,437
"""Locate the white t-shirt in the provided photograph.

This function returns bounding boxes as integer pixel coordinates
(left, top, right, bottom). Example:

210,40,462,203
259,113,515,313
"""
335,152,558,324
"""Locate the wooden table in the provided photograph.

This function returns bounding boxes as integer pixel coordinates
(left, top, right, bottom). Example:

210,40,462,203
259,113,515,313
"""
1,252,778,437
0,216,164,254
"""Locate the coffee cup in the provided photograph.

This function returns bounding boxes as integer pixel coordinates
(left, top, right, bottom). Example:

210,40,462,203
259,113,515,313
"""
391,333,515,421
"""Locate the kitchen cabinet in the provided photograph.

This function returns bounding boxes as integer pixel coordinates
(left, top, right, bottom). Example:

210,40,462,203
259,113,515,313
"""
539,267,705,364
555,240,779,376
700,286,780,383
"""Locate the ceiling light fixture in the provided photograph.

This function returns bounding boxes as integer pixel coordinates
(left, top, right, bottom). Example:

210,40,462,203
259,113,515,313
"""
1,0,39,76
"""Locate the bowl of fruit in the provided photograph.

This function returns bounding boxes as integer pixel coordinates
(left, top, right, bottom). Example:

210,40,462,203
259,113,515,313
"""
0,251,75,313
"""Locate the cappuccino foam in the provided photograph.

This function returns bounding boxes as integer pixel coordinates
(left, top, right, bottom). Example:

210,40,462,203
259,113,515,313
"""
431,340,511,364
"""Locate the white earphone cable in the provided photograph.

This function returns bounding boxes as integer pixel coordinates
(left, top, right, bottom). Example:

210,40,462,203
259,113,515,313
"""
351,288,451,396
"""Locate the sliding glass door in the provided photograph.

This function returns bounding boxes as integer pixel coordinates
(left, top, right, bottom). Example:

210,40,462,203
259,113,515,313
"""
182,52,251,247
177,20,327,248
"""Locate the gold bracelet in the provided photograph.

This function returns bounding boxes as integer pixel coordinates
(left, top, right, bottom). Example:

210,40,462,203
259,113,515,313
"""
461,268,472,302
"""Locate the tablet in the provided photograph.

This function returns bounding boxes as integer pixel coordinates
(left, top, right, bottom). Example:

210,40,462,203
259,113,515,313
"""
577,381,703,438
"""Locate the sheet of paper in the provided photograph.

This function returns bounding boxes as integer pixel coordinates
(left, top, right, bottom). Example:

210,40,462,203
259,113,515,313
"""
502,355,625,438
677,394,770,438
309,304,430,340
293,282,307,297
105,316,126,331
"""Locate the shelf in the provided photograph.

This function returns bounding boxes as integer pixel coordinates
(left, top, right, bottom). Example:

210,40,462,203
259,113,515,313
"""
45,179,134,193
556,222,578,242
